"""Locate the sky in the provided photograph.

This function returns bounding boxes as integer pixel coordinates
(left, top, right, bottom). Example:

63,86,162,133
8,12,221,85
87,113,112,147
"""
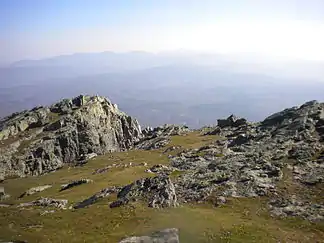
1,0,324,63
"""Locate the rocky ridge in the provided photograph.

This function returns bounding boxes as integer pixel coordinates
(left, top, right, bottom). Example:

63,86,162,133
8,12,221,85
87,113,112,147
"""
0,95,142,178
170,101,324,220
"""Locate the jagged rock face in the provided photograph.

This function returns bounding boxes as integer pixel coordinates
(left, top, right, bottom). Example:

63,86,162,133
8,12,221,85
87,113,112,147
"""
0,95,142,178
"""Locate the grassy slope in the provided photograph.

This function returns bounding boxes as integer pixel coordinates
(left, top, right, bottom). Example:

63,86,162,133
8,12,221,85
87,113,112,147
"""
0,132,323,243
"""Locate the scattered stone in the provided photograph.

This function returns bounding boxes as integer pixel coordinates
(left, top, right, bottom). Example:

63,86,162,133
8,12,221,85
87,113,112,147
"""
119,228,179,243
269,197,324,221
92,162,146,175
136,124,190,150
0,187,10,201
163,146,182,153
92,167,110,174
143,124,190,137
110,176,177,208
73,186,120,209
40,210,55,216
18,198,68,209
19,185,52,198
76,153,98,166
145,164,177,175
60,179,92,191
215,196,227,207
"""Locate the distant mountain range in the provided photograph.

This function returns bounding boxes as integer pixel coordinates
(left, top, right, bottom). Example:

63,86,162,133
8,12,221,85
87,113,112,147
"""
1,51,324,127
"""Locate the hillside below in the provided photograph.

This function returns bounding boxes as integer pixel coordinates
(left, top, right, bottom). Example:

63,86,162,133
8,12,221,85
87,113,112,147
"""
0,95,323,242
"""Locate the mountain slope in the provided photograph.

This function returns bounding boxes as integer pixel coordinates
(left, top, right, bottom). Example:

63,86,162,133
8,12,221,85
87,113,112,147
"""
0,96,323,242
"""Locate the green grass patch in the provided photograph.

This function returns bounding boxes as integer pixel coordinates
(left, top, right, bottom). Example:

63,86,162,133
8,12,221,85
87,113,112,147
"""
1,132,323,242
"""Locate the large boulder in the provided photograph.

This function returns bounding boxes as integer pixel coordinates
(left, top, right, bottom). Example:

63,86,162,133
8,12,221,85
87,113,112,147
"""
0,95,142,178
110,176,178,208
217,115,248,128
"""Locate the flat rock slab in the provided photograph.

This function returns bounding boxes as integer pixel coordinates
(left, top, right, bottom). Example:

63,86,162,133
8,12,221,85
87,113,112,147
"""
20,185,52,198
18,197,68,209
119,228,179,243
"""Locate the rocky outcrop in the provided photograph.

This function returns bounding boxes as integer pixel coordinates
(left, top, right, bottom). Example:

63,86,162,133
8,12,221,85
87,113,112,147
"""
119,228,180,243
0,95,142,178
136,136,170,150
217,115,248,128
19,185,52,198
110,176,177,208
170,101,324,218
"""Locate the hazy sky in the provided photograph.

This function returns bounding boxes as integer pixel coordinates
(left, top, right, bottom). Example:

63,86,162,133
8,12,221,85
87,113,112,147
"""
1,0,324,63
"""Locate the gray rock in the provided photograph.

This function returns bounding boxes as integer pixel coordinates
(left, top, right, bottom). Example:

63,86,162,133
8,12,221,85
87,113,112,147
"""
19,185,52,198
136,124,190,150
136,136,170,150
217,115,248,128
110,176,177,208
269,196,324,221
145,164,177,175
19,197,68,209
60,179,92,191
163,146,182,153
142,124,190,137
0,187,10,201
119,228,179,243
293,161,324,185
215,196,227,207
169,100,324,221
0,203,11,207
0,95,142,178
